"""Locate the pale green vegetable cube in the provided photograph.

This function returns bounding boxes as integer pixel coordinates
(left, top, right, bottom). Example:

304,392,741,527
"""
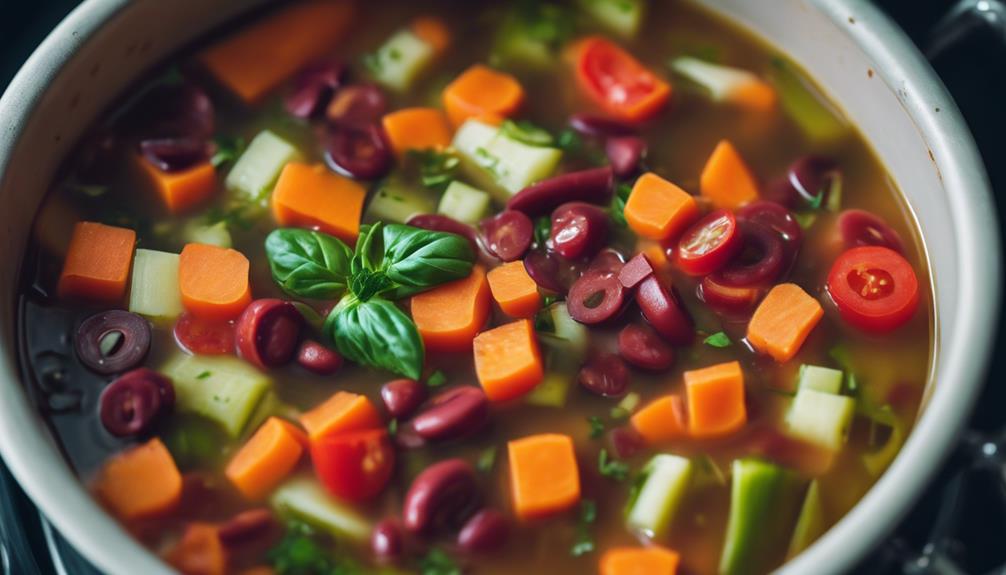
183,220,232,248
626,454,693,538
785,389,856,451
129,249,183,319
452,120,562,202
365,29,435,92
769,58,849,146
796,365,843,394
544,303,590,360
271,476,371,541
365,178,437,224
225,130,301,201
525,371,573,408
438,181,491,224
578,0,645,38
161,354,272,438
671,56,762,102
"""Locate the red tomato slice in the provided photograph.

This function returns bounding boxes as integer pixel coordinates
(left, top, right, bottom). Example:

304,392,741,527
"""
311,429,394,502
676,210,741,276
698,275,762,312
826,246,919,333
573,37,671,123
174,313,236,355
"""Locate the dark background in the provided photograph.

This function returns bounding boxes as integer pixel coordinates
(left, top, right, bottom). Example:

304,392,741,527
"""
1,1,1004,574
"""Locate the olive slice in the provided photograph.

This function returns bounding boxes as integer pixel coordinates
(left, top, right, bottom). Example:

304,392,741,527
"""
75,310,151,375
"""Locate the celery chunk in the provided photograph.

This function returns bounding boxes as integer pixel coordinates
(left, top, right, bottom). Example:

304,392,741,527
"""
625,454,693,538
787,480,826,559
365,29,435,92
578,0,645,38
785,389,855,451
438,181,491,224
452,119,562,201
225,130,301,201
129,249,183,319
271,476,371,542
796,365,843,395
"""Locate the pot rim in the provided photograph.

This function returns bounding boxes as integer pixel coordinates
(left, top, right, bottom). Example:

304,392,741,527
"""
0,1,999,574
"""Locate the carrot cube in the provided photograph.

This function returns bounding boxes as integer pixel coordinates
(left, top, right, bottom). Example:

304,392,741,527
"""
630,395,688,445
700,139,760,210
685,361,747,438
624,173,698,241
136,155,217,214
58,221,136,304
271,162,366,244
487,261,541,319
166,522,228,575
600,547,680,575
508,433,580,520
226,417,306,500
178,243,252,321
411,266,491,352
473,319,544,402
93,438,182,521
410,16,451,55
299,391,381,441
747,283,823,362
381,108,453,158
443,64,525,127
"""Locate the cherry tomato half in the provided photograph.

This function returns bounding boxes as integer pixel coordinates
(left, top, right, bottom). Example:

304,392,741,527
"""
826,246,919,333
173,313,236,355
573,37,671,124
311,429,394,502
676,209,741,276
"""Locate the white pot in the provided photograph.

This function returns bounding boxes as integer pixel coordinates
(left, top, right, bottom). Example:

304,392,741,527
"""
0,1,999,573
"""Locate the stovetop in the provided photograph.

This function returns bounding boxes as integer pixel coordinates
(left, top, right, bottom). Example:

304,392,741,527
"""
1,1,1004,574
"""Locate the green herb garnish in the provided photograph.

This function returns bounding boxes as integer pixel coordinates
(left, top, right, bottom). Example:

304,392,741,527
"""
587,416,605,439
570,499,597,556
533,216,552,248
476,446,498,472
598,448,630,481
408,149,460,192
500,119,555,147
609,183,633,228
420,548,462,575
210,135,245,168
703,331,732,348
269,520,362,574
196,370,212,380
427,370,448,388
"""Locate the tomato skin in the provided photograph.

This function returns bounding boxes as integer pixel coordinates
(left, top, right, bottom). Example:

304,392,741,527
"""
826,246,919,333
573,37,671,123
676,210,741,276
311,429,394,502
174,313,236,355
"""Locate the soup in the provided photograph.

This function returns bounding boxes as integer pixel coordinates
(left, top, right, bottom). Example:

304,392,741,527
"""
18,0,932,573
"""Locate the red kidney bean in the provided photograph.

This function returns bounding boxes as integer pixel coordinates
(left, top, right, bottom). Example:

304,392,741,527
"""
218,508,275,547
403,459,480,534
676,209,742,276
324,124,393,180
99,368,173,437
578,353,630,397
173,313,235,356
235,299,303,369
412,386,489,441
381,378,427,419
617,253,654,289
605,136,647,178
523,249,582,294
737,201,802,244
284,61,345,119
326,84,388,130
128,82,214,140
837,209,904,252
506,167,614,216
406,213,480,253
765,155,838,209
371,519,405,564
550,202,610,260
567,271,626,324
297,340,343,375
568,113,636,137
457,509,509,553
139,138,213,172
618,323,675,371
698,275,763,312
394,420,428,450
585,248,626,276
480,210,533,261
75,310,151,375
608,426,646,459
636,276,694,345
714,220,786,287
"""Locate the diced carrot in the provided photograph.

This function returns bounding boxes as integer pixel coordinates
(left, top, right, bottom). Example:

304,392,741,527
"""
631,395,688,445
685,361,747,438
58,221,136,304
600,547,680,575
165,522,228,575
225,417,306,500
624,173,699,241
746,283,824,362
271,162,365,244
93,438,182,521
299,391,381,441
409,16,451,55
487,261,541,319
381,108,453,158
699,140,760,210
179,243,252,321
411,265,491,352
442,64,525,127
731,80,777,112
198,0,354,103
473,319,544,402
508,433,580,520
136,155,217,214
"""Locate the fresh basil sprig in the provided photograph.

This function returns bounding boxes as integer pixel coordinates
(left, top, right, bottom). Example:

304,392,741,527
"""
265,229,352,299
378,223,476,299
325,295,425,380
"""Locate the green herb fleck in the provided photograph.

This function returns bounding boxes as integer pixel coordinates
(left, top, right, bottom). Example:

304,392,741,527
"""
703,331,732,348
793,211,818,230
500,119,554,147
388,418,399,435
533,216,552,248
210,136,245,169
533,307,556,334
196,370,212,380
476,446,498,472
408,149,461,193
609,183,633,228
474,146,503,179
556,129,582,152
807,191,824,210
426,370,448,388
598,448,630,481
542,293,559,307
269,520,363,574
587,416,605,439
419,548,461,575
623,470,649,515
570,499,597,557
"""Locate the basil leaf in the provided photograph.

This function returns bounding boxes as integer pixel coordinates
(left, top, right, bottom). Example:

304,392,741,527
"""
265,228,352,299
326,296,424,379
352,222,384,275
379,224,475,299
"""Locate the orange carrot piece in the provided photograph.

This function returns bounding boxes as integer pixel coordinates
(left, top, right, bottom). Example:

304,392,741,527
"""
442,64,525,127
685,361,747,438
381,108,453,158
473,319,544,402
58,221,136,304
731,81,777,112
166,522,228,575
600,547,680,575
225,417,306,500
411,265,491,352
271,162,366,244
487,261,541,319
699,140,760,210
299,391,381,441
508,433,580,520
624,173,699,241
746,283,823,362
179,243,252,321
409,16,451,55
631,395,688,445
198,0,354,103
136,155,217,214
93,438,182,521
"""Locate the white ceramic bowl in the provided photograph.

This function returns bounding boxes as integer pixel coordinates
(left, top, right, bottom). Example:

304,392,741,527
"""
0,1,1000,573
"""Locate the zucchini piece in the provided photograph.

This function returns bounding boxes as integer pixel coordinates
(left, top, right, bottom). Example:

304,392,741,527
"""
129,249,183,320
671,56,763,102
452,119,562,201
578,0,645,38
796,365,843,395
161,353,272,438
182,220,232,248
271,476,371,542
861,405,906,476
720,459,805,575
365,177,436,224
438,181,491,224
768,58,849,146
225,130,301,201
541,302,590,360
492,3,572,69
364,29,435,92
524,371,573,408
626,453,693,538
785,389,856,451
787,480,826,559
